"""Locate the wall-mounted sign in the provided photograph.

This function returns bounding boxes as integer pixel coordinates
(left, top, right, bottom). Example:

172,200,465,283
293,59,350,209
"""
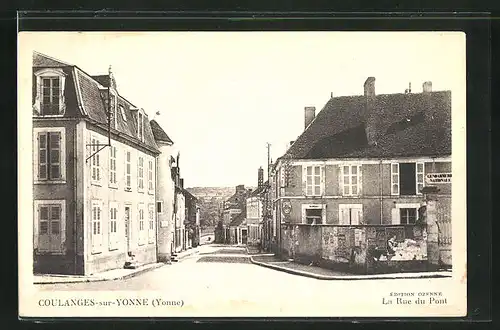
282,200,292,215
425,173,452,184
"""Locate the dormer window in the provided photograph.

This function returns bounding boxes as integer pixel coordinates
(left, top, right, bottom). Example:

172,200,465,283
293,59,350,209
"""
33,68,66,116
102,90,118,129
119,105,127,121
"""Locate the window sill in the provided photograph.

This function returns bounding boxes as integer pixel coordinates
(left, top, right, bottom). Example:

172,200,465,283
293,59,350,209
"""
35,251,65,255
91,181,102,187
138,189,145,194
33,114,65,118
148,190,154,195
91,250,102,255
124,187,132,192
108,184,118,190
34,180,66,185
108,247,119,252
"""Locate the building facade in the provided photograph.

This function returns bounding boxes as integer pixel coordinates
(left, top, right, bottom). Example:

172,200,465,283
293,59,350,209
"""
221,185,252,244
267,78,452,257
32,52,174,275
245,167,266,246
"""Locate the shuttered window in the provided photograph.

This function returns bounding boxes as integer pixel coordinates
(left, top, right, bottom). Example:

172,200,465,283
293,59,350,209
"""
148,204,155,244
37,132,62,181
341,165,362,196
109,202,119,250
91,201,103,253
36,203,64,253
109,146,117,186
90,137,101,184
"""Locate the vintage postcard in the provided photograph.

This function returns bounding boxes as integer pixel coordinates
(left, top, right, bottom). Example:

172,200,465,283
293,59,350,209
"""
18,31,467,318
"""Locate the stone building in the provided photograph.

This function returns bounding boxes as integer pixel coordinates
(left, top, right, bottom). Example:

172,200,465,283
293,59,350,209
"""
32,51,173,275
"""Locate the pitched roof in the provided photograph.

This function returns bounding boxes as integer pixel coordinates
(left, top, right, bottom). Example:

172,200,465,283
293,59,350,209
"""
229,212,246,227
282,89,451,160
150,119,174,144
33,51,72,67
33,51,160,153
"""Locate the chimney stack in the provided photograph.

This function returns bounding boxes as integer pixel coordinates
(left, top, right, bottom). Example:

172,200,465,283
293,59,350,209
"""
364,77,376,97
258,167,264,189
304,106,316,129
423,81,432,93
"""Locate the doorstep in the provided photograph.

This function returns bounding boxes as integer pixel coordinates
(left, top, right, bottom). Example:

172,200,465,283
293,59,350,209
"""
250,256,453,280
34,262,166,285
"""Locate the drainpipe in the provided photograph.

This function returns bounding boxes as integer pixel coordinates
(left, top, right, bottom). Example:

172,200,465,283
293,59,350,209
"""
379,160,383,224
73,122,78,274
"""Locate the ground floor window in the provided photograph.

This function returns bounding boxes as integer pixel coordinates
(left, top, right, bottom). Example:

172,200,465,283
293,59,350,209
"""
302,204,325,225
339,204,363,225
91,200,103,253
34,200,66,254
400,208,417,224
391,203,421,225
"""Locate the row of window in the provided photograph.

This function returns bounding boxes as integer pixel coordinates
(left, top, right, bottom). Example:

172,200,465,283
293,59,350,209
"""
302,204,420,226
89,137,155,193
91,201,155,253
34,200,156,254
34,128,155,192
301,162,425,197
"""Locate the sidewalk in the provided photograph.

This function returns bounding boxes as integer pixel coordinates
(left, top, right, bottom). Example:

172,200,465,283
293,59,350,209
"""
172,246,201,261
34,262,166,285
250,255,452,280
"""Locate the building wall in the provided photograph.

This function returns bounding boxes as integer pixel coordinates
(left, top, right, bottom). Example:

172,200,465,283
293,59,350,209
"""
33,120,79,274
156,142,175,262
278,159,451,226
83,124,157,275
174,192,185,252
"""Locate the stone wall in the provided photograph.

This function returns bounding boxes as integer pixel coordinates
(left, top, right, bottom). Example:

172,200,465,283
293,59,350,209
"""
280,223,429,274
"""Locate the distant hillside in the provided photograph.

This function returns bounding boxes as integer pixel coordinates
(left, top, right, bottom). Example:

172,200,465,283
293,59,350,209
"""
186,186,255,228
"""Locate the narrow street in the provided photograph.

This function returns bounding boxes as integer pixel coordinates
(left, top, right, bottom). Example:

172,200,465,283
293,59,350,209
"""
37,245,450,295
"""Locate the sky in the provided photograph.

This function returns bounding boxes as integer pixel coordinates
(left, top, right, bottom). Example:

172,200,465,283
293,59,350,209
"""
20,32,466,188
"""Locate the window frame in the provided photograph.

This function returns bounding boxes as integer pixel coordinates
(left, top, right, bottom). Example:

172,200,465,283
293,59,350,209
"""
303,165,324,197
138,155,144,193
108,202,119,251
34,200,66,254
391,162,426,196
338,204,363,225
138,203,146,246
90,135,102,186
33,68,66,117
341,164,362,196
125,150,132,191
34,127,66,183
109,145,118,188
157,201,164,214
91,200,103,254
400,208,418,225
137,111,145,142
301,204,326,225
148,203,155,244
148,159,154,194
392,203,421,224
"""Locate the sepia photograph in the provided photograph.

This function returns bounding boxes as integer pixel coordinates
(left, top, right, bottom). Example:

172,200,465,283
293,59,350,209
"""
18,31,466,318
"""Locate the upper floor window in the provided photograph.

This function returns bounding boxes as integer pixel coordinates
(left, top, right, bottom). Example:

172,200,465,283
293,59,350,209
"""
90,136,101,185
391,162,425,196
109,145,117,187
33,69,66,116
125,150,132,191
138,156,144,192
34,127,66,182
148,160,154,194
341,165,362,196
119,105,127,121
304,165,323,196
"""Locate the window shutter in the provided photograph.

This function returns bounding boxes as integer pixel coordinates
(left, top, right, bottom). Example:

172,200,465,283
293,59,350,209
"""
391,208,400,224
321,166,325,196
391,163,399,195
49,132,61,180
302,165,307,196
358,165,363,196
38,133,48,180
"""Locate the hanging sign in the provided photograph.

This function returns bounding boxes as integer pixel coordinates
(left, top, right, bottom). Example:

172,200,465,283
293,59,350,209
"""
282,200,292,215
425,173,452,184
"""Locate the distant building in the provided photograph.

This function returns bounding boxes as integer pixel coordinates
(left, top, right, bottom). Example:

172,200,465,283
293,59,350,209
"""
220,185,252,244
245,167,266,246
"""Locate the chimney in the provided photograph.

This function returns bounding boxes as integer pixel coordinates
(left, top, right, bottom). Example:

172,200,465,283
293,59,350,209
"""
258,167,264,189
364,77,378,146
364,77,376,97
304,106,316,129
423,81,432,93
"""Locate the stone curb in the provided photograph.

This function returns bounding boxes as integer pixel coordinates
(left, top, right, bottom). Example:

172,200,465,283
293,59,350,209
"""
34,263,166,285
249,256,452,281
